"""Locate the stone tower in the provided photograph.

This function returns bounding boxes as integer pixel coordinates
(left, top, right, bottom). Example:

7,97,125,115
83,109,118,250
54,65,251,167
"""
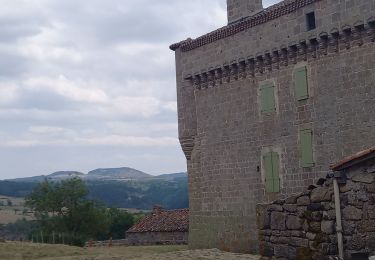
227,0,263,24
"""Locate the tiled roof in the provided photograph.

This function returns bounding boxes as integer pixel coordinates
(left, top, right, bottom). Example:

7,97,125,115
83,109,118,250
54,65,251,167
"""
331,147,375,171
127,208,189,233
170,0,321,52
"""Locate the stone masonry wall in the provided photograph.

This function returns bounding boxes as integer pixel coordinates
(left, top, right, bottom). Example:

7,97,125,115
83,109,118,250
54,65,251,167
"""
257,158,375,259
173,0,375,253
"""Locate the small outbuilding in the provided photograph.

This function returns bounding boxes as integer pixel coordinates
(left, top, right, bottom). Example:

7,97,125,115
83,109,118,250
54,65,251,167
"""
126,206,188,245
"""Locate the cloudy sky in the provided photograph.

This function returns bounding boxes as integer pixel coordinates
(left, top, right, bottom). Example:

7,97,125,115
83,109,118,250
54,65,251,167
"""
0,0,280,179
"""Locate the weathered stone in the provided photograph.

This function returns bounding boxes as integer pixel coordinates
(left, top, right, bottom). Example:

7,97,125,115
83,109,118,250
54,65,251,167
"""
259,241,274,257
309,221,321,233
368,205,375,219
342,205,362,220
307,203,324,211
352,172,374,184
285,195,299,204
367,182,375,193
296,247,314,260
288,237,308,247
342,221,356,235
286,215,302,230
358,220,375,232
323,209,336,220
270,235,289,244
283,204,297,213
306,232,316,240
267,204,283,212
270,212,286,230
297,196,310,206
257,205,271,229
290,230,304,237
311,187,333,203
274,244,297,259
304,210,322,221
321,220,334,234
347,234,366,250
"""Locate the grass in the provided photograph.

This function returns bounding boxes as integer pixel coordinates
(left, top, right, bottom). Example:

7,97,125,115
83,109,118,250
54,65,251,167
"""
0,241,187,260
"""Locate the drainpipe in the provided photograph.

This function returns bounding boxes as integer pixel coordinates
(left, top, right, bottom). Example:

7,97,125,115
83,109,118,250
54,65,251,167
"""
333,176,344,260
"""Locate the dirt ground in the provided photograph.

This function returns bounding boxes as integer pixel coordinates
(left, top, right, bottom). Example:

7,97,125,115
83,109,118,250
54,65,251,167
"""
0,242,260,260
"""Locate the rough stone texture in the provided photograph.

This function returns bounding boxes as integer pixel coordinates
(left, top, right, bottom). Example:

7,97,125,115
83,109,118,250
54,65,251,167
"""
257,158,375,259
171,0,375,253
270,212,286,230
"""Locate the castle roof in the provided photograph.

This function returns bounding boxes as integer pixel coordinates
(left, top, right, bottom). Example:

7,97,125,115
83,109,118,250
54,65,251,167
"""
127,208,189,233
331,147,375,171
170,0,321,52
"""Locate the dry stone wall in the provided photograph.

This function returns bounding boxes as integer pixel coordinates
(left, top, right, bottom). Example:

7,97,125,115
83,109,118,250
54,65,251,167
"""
257,159,375,259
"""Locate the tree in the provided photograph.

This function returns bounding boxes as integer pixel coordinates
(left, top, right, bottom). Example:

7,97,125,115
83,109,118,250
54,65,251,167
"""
25,178,110,246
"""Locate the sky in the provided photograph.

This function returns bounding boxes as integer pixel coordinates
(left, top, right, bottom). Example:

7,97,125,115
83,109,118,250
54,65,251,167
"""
0,0,280,179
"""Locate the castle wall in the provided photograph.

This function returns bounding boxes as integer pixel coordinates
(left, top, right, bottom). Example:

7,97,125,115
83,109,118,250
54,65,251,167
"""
173,0,375,253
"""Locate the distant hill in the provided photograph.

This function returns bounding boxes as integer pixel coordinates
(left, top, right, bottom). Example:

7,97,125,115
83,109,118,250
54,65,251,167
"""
0,168,188,210
87,167,152,180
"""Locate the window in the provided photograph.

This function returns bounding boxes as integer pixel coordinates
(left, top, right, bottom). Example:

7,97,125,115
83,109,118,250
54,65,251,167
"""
294,66,309,101
300,129,314,167
263,152,280,193
260,84,276,114
306,12,316,31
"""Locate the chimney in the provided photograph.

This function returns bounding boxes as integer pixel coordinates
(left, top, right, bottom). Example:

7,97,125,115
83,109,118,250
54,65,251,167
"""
152,205,164,214
227,0,263,24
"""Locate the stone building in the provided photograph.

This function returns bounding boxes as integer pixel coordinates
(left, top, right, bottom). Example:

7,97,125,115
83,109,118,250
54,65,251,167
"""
170,0,375,253
126,206,188,245
257,147,375,259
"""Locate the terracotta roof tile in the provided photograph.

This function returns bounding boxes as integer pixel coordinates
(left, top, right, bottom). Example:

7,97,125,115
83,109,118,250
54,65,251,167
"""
331,147,375,171
127,208,189,233
170,0,321,52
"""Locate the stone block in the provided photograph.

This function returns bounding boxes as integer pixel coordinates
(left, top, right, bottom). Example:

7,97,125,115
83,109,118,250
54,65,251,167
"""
347,235,366,250
342,205,362,220
306,232,316,240
368,205,375,219
286,215,303,230
271,212,286,230
342,220,356,235
257,207,271,229
288,237,308,247
274,244,297,259
267,204,283,212
321,220,334,234
297,196,310,206
367,182,375,193
307,203,324,211
259,241,274,257
311,187,333,203
352,172,374,184
309,222,321,233
283,204,297,213
270,235,289,244
285,195,299,204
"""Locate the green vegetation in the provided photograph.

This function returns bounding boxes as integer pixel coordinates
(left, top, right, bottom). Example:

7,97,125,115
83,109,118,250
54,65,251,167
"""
0,177,188,210
24,178,142,246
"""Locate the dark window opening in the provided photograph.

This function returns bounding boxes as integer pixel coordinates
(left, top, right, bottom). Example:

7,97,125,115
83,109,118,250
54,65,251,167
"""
306,12,316,31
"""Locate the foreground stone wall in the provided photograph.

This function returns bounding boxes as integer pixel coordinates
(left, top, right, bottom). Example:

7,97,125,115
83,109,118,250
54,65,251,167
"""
257,159,375,259
126,232,188,246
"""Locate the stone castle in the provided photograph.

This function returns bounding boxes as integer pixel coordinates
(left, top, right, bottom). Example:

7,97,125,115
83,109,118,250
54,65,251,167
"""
170,0,375,253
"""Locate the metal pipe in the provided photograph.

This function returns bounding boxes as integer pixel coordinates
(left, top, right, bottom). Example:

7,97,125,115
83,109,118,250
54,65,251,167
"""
333,177,344,260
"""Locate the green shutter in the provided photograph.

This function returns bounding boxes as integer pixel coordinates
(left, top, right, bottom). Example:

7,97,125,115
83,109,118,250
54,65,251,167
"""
264,153,274,193
264,152,280,193
271,152,280,193
260,84,276,114
294,67,309,100
300,129,314,167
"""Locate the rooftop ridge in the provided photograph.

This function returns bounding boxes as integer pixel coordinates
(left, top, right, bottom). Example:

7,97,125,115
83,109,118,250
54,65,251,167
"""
170,0,321,52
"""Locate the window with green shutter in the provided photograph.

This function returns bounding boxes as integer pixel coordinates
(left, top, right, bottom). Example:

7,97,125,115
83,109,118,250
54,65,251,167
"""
263,152,280,193
300,129,314,167
294,67,309,100
260,84,276,114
